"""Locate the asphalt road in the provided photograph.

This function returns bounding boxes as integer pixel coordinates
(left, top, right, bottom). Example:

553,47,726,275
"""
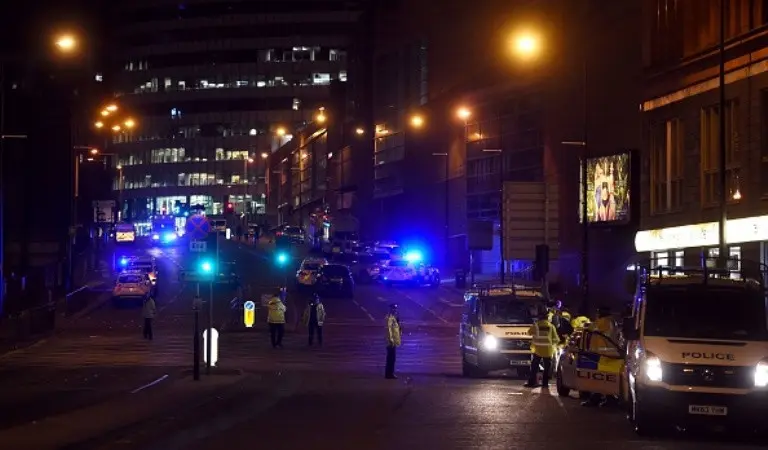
0,237,764,449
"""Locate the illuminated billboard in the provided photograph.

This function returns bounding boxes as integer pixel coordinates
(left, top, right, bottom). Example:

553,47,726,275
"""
579,152,630,224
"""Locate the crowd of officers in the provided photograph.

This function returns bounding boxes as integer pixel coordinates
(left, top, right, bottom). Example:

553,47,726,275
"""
525,300,620,407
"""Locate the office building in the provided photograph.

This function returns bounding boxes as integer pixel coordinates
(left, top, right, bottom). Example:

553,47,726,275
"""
107,0,365,224
636,1,768,269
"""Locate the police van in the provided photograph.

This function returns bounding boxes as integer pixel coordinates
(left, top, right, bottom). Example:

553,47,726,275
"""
459,284,545,377
621,259,768,434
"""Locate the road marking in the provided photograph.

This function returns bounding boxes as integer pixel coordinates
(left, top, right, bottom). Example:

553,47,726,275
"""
398,291,448,324
377,296,389,302
130,374,169,394
352,300,376,322
439,298,464,307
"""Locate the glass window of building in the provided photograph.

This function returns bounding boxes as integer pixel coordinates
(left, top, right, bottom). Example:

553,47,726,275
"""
312,73,331,85
651,251,668,275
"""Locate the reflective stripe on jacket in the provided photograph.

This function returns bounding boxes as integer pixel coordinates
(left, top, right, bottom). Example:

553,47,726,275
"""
386,314,401,347
302,303,326,326
527,319,560,358
267,297,286,324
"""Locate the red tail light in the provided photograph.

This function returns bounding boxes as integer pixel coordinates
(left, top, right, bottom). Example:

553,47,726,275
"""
276,231,283,236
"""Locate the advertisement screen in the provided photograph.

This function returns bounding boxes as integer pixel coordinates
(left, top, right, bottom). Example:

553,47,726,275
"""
579,152,630,223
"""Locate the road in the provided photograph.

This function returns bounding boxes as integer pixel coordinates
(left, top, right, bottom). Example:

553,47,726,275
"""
0,237,763,449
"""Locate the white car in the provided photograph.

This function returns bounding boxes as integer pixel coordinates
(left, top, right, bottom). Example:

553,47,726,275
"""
296,257,327,287
112,271,152,303
381,260,440,288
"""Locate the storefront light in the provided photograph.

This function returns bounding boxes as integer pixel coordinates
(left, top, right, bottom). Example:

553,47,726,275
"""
635,215,768,253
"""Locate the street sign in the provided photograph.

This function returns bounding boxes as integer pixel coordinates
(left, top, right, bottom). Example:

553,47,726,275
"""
203,328,219,367
243,300,255,328
189,240,207,253
186,215,211,240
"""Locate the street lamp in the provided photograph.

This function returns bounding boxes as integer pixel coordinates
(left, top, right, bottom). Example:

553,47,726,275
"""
111,125,121,132
512,32,541,59
316,108,327,123
124,118,135,129
54,34,77,53
410,115,424,128
456,107,471,121
276,127,286,137
261,152,269,159
94,121,103,129
355,127,364,135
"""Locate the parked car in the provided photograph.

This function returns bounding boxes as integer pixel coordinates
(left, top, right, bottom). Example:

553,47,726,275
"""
315,264,355,298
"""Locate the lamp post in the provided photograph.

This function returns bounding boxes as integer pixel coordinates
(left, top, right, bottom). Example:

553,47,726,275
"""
432,152,449,267
717,0,728,265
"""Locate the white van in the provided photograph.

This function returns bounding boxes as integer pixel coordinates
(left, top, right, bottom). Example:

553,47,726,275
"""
459,284,544,377
622,260,768,435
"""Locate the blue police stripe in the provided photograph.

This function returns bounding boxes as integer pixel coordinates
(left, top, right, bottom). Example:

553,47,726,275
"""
576,353,599,370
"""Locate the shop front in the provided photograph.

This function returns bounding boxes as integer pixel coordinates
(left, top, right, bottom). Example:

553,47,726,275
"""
634,215,768,271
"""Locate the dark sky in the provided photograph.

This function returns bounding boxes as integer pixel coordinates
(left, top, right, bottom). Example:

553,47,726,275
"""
0,0,106,58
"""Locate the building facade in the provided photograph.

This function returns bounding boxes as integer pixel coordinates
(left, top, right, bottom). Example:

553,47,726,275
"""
637,0,768,271
107,0,364,224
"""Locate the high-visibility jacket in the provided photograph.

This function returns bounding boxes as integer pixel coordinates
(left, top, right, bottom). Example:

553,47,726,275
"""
589,316,617,352
386,313,402,347
528,319,560,358
571,315,590,330
302,303,326,326
267,297,286,324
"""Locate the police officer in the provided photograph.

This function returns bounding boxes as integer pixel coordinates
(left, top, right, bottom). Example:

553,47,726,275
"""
524,309,560,389
302,293,326,346
385,304,402,379
267,291,287,348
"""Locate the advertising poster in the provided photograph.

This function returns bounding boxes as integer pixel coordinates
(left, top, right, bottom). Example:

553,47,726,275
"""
579,152,630,223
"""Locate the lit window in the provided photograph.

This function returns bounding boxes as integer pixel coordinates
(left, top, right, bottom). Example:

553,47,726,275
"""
95,73,103,82
292,98,301,111
674,250,684,267
339,71,347,82
249,129,257,136
257,81,266,87
312,73,331,85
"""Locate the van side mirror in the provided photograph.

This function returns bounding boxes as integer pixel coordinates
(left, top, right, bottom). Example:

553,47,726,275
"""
622,317,639,340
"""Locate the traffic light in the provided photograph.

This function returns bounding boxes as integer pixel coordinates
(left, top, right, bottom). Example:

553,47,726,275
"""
276,252,288,266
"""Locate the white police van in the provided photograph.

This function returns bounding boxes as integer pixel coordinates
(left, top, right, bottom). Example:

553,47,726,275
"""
622,259,768,435
459,284,545,377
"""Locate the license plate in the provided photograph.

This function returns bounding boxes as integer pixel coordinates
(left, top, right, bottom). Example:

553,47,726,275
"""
509,360,529,366
689,405,727,416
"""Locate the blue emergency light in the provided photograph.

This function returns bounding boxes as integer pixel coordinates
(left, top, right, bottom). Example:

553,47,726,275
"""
162,232,176,242
119,257,129,266
404,250,423,262
276,252,288,265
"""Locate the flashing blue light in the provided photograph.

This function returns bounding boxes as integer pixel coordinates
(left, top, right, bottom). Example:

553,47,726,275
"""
276,252,288,265
151,233,160,240
404,250,423,262
119,257,129,266
163,232,176,242
201,261,213,273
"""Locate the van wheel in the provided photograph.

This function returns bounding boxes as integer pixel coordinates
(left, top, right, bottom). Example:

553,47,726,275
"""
555,367,570,397
630,389,662,436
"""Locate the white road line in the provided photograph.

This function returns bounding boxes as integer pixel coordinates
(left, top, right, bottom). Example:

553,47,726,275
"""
130,374,169,394
399,292,449,324
439,298,464,308
352,300,376,322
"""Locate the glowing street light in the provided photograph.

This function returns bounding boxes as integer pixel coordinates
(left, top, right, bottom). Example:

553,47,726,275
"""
106,104,118,112
94,121,104,128
513,32,541,59
90,148,98,155
457,107,471,120
100,110,110,117
261,152,269,159
111,125,121,132
116,164,123,170
124,118,135,128
355,127,364,135
410,114,424,128
276,127,286,137
247,158,254,163
54,34,77,52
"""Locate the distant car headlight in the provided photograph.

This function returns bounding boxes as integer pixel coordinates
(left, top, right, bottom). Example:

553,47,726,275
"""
755,360,768,387
482,335,498,351
644,353,663,382
151,233,160,240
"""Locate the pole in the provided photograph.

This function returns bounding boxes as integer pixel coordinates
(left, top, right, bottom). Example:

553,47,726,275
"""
717,0,728,265
580,29,590,316
444,156,449,271
499,160,505,284
67,153,78,292
0,63,5,314
193,282,200,380
207,232,218,375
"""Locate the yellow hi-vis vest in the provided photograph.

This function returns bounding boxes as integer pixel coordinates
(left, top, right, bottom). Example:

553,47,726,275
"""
267,298,286,324
386,314,402,347
528,319,560,358
571,316,590,330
